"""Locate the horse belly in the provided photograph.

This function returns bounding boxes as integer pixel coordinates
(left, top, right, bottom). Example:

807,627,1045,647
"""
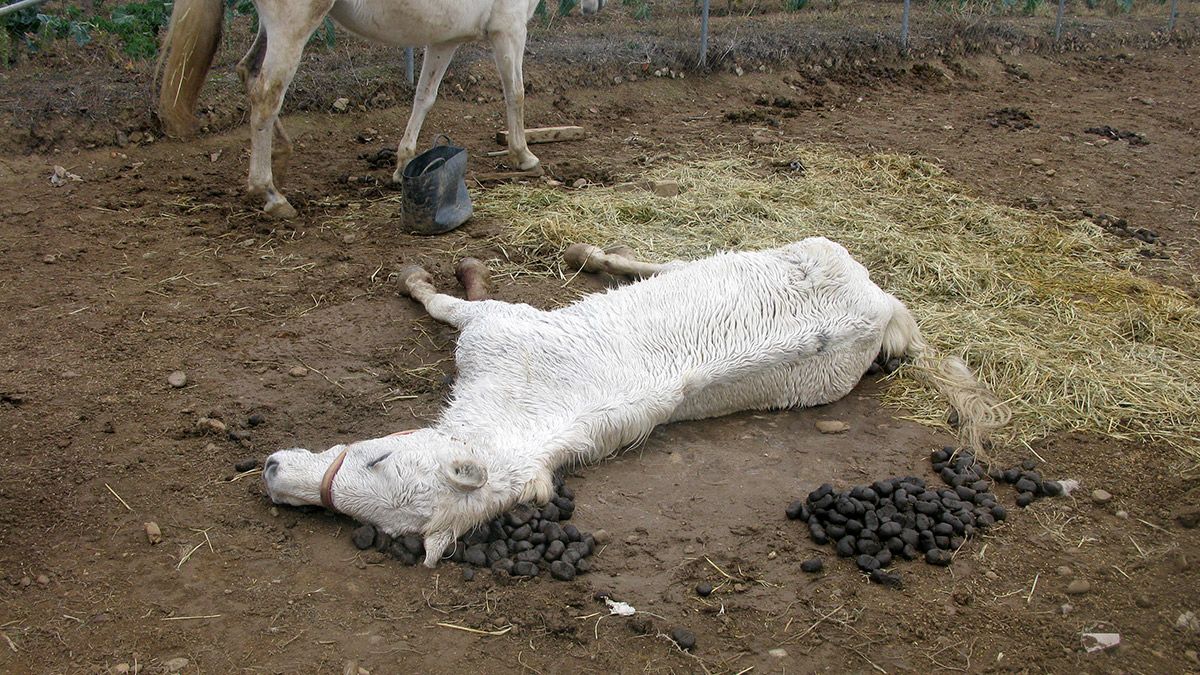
329,0,487,46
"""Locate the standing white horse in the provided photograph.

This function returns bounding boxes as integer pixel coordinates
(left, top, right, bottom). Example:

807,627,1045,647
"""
157,0,603,218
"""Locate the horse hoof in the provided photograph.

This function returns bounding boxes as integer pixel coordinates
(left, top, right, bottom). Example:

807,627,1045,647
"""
564,243,606,273
396,264,432,297
455,258,492,301
264,200,297,219
604,244,638,260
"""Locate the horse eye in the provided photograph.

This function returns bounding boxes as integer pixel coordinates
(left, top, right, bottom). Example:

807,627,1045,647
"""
366,452,392,469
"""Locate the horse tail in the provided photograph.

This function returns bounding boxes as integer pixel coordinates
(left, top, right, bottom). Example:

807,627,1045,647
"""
156,0,225,138
881,298,1011,452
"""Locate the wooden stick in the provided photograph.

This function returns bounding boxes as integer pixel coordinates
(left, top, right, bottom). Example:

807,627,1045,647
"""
472,168,544,183
495,126,586,146
161,614,222,621
436,622,512,636
105,483,132,511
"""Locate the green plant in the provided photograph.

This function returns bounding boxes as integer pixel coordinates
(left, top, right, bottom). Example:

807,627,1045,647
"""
1022,0,1040,14
784,0,808,10
94,0,171,58
557,0,578,15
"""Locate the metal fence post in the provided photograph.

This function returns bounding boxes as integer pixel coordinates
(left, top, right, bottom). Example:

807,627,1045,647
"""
901,0,911,52
1054,0,1066,44
405,47,415,85
698,0,711,68
1169,0,1178,30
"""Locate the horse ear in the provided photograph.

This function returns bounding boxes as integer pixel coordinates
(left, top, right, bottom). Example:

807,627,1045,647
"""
442,459,488,492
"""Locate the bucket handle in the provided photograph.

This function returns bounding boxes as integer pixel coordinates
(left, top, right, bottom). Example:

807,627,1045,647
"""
420,157,447,176
432,133,453,147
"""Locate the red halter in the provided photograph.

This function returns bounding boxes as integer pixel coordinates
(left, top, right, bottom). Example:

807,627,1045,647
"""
319,429,417,511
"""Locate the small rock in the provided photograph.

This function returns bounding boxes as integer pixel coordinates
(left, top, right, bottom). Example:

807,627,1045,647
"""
1091,489,1113,504
511,561,538,577
572,178,588,188
352,524,377,550
196,417,227,434
768,648,788,658
1135,594,1153,608
162,658,189,673
462,568,475,581
1060,603,1073,616
800,558,823,573
247,413,266,427
332,97,350,112
1177,509,1200,529
167,371,188,388
234,458,260,472
695,582,713,597
288,366,309,378
42,254,58,264
228,429,251,442
1185,649,1199,665
549,560,576,581
815,420,850,434
591,529,610,545
1116,510,1129,519
144,522,162,545
669,627,696,651
868,569,903,588
1176,610,1200,633
1031,158,1045,166
1066,579,1091,595
35,574,49,586
767,551,777,560
111,664,131,675
650,180,680,197
925,549,952,566
19,576,31,587
1055,565,1072,576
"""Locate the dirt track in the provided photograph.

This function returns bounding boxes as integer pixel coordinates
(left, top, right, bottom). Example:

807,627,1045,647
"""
1,7,1199,674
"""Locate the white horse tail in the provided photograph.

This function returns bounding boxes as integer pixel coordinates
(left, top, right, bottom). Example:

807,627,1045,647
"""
881,298,1010,452
156,0,224,137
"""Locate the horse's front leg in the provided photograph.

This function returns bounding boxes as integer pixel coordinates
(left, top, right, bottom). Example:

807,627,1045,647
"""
392,42,461,182
489,27,540,172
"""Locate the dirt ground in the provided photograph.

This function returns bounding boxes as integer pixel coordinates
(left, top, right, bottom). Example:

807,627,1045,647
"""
1,6,1200,674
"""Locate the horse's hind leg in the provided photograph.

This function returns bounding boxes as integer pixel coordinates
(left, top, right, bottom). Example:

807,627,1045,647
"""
392,42,460,182
488,26,540,172
455,258,492,301
564,243,685,280
237,29,293,166
396,265,492,328
243,0,331,218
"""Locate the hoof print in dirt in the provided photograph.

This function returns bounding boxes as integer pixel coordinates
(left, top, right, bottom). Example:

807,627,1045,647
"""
359,147,397,170
350,476,595,580
1083,211,1161,248
986,107,1037,130
1084,125,1148,146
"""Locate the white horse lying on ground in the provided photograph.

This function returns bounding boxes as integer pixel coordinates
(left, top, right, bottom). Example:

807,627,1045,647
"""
157,0,602,218
263,239,1009,566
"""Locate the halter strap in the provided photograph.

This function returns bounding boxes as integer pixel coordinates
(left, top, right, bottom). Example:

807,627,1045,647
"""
318,446,349,511
318,429,418,512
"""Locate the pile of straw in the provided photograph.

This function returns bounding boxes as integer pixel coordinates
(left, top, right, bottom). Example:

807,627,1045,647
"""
477,146,1200,465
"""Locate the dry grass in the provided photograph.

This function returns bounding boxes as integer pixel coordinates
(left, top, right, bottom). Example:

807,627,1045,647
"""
477,145,1200,466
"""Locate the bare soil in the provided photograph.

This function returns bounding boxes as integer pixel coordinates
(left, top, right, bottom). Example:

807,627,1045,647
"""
1,7,1199,674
